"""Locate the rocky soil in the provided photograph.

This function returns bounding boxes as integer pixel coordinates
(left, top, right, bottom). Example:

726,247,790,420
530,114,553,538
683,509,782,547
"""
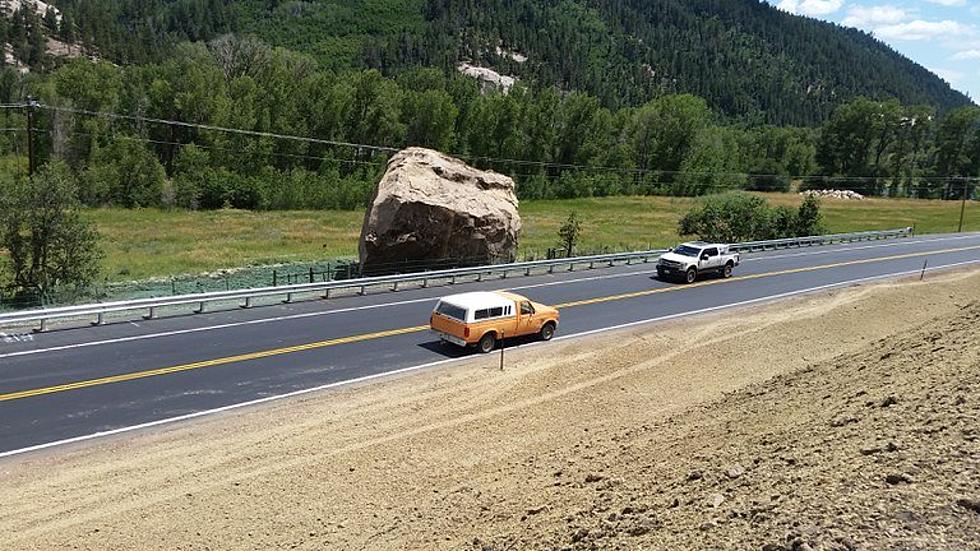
1,269,977,550
470,295,980,550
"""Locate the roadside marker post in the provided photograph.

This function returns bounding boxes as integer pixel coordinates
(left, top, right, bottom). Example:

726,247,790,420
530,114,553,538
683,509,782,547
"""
500,332,505,371
920,259,928,281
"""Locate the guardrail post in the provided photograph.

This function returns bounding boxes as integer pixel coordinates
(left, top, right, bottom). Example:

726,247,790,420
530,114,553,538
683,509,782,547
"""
92,312,104,326
283,293,294,304
196,301,208,314
242,297,253,309
450,275,456,285
145,307,157,320
524,267,531,276
421,277,428,288
322,288,331,299
589,261,595,269
37,318,47,333
626,257,633,265
393,281,400,291
568,262,575,272
476,272,483,282
359,285,366,296
548,265,555,274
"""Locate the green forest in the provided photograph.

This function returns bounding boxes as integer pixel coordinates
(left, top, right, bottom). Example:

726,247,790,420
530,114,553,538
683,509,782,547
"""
0,1,976,214
3,0,972,124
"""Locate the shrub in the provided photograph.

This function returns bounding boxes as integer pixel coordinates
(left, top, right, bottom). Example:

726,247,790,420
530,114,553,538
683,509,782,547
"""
794,194,825,236
557,212,583,257
678,192,771,242
84,139,167,207
0,162,103,298
679,191,826,242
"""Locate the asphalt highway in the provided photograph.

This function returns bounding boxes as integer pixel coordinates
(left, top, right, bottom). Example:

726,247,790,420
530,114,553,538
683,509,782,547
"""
1,232,979,457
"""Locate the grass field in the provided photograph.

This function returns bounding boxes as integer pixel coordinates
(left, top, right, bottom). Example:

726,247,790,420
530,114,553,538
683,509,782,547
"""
83,194,978,281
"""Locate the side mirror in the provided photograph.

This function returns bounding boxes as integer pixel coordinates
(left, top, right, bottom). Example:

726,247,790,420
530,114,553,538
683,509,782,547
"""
701,254,710,261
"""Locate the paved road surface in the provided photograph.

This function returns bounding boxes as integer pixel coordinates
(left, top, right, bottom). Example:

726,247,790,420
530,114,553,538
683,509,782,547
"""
1,233,979,457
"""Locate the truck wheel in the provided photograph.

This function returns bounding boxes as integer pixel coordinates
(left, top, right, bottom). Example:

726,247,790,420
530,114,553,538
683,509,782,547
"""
540,322,556,342
723,262,734,278
478,333,497,354
685,267,698,284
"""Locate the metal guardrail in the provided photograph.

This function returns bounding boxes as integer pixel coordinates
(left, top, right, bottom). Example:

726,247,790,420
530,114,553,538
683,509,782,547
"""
728,227,913,252
0,228,913,332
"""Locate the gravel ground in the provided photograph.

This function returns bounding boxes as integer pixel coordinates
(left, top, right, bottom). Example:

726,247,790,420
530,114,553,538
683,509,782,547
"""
1,269,977,550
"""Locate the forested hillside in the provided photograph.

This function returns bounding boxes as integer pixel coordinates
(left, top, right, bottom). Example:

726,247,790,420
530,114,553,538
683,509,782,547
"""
34,0,974,125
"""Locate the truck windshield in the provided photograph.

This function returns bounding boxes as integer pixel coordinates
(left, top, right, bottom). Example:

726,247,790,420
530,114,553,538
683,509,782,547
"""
434,301,467,321
673,245,701,257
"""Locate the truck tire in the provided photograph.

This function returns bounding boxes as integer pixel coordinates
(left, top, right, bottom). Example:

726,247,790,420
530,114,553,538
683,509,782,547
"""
723,262,734,278
540,322,556,342
478,332,497,354
685,267,698,284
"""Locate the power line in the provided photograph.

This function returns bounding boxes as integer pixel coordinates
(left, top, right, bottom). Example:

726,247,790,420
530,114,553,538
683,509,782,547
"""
33,103,649,173
5,101,980,184
59,129,390,169
36,103,403,155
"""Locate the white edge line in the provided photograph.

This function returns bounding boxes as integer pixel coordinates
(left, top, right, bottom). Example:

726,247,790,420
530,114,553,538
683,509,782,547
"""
4,234,978,360
2,257,977,461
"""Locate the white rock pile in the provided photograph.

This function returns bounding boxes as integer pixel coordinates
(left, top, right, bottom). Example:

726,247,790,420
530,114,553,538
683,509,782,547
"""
801,189,865,200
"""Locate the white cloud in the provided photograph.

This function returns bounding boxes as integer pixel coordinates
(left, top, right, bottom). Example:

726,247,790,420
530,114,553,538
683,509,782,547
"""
952,49,980,60
842,5,907,27
875,19,972,40
924,0,966,6
777,0,845,17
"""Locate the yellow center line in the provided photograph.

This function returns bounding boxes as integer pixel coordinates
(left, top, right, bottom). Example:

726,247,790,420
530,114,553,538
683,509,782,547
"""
1,243,978,403
557,243,980,308
0,325,429,403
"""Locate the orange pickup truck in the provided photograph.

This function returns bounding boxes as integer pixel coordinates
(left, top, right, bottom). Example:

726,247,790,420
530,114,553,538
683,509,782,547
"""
430,291,560,353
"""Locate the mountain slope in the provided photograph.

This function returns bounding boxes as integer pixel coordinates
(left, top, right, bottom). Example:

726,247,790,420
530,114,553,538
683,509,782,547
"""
43,0,977,125
387,0,971,124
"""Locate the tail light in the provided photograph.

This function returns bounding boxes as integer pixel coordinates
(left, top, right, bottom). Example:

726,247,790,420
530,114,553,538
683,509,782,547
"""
464,327,470,338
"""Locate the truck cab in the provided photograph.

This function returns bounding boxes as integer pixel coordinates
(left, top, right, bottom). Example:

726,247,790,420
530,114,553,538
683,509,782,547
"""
657,241,741,284
430,291,560,353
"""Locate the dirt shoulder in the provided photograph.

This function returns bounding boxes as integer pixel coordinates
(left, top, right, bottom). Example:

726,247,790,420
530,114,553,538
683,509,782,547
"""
1,270,978,550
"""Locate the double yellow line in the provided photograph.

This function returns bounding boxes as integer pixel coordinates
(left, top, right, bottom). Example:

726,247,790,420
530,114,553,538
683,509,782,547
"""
2,243,978,403
0,326,428,403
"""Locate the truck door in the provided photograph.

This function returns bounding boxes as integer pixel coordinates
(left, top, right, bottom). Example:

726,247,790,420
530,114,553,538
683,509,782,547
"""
519,301,536,336
702,247,720,270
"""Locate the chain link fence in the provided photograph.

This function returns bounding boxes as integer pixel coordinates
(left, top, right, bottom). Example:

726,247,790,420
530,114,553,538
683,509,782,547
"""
0,243,655,313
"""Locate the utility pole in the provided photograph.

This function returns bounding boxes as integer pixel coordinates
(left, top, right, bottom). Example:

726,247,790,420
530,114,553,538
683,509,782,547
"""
957,178,969,233
25,96,38,177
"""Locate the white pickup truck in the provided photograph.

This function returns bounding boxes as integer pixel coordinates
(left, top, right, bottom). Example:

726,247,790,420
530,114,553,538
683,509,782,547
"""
656,241,741,283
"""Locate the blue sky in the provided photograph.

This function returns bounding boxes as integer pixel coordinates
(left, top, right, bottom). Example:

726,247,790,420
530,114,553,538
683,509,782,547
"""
767,0,980,103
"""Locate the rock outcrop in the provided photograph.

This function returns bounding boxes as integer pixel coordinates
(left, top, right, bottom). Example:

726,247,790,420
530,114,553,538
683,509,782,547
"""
801,189,865,200
359,148,521,275
456,63,517,93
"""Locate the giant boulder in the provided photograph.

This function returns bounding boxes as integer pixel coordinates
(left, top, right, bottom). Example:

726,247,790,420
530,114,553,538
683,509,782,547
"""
359,147,521,275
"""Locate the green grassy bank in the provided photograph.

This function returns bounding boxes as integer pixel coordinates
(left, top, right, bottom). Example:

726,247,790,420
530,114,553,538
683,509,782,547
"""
83,194,977,281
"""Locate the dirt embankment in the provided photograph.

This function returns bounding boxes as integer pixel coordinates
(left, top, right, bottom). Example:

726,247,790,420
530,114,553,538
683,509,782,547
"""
1,270,978,550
